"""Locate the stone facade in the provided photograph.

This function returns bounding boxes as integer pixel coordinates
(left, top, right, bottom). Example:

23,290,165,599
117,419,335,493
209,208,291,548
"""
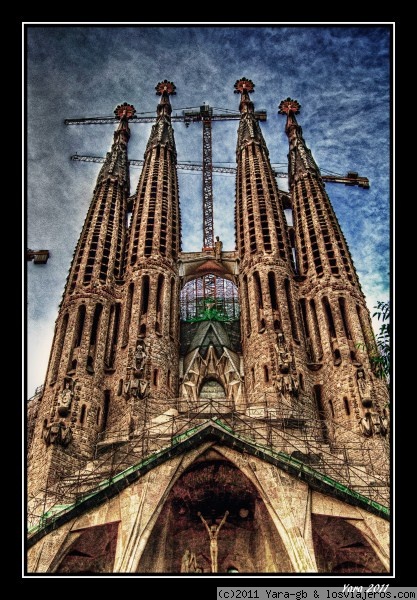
27,433,389,574
27,80,390,574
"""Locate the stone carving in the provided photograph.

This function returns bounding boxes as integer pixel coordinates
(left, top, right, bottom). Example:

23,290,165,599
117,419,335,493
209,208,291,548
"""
57,379,74,417
357,370,372,407
180,549,198,573
279,351,291,374
214,236,223,260
125,377,150,399
276,332,291,373
138,380,150,399
381,412,389,436
277,331,285,347
279,374,292,395
359,414,372,437
181,549,191,572
370,412,382,435
198,510,229,573
133,339,148,373
42,420,72,447
278,372,298,397
359,411,387,437
125,340,150,399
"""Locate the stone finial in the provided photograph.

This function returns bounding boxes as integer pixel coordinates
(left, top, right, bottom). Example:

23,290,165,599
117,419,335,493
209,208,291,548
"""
155,80,176,96
234,77,255,94
278,98,301,115
114,102,136,120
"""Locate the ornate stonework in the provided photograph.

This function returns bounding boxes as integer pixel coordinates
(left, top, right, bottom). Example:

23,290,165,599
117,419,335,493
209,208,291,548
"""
27,80,389,574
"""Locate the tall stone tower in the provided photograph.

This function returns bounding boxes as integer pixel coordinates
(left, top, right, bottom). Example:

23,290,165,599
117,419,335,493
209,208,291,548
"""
234,78,301,410
106,80,181,439
28,102,135,493
27,80,390,575
279,97,389,444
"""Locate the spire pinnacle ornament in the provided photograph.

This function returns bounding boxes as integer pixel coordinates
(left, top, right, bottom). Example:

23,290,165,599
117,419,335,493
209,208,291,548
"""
114,102,136,120
234,77,255,94
155,80,176,96
278,98,301,115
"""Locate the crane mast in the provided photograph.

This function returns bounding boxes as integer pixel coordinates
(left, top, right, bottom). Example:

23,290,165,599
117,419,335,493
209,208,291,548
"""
66,105,267,249
202,116,213,250
65,104,369,305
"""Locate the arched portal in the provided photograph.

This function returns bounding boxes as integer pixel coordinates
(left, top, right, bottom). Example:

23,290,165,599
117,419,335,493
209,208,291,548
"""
312,515,388,574
137,453,293,573
53,522,119,573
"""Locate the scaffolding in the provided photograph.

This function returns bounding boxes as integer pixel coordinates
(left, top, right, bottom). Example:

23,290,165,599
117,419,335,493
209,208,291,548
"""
27,389,389,538
180,276,240,321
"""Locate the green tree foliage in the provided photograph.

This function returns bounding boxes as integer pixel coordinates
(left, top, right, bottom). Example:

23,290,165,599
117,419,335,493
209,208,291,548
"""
356,301,390,383
371,301,390,382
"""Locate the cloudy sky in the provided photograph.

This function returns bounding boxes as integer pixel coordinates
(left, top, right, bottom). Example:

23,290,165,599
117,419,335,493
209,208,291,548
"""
26,24,391,395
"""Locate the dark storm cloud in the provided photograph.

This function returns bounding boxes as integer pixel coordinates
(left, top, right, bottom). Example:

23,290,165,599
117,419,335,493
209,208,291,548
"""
27,25,391,393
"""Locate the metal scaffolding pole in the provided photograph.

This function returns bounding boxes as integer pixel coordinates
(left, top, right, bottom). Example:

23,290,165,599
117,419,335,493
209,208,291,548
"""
202,118,214,249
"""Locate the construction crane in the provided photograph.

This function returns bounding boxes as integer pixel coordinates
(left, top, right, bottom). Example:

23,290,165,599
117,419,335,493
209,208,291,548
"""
70,154,370,188
182,105,266,249
26,249,50,265
65,105,267,250
66,106,369,247
66,105,369,309
66,107,370,247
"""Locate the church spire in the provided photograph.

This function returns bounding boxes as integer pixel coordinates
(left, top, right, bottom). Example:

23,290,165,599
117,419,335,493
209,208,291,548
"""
279,98,388,438
127,80,180,266
234,79,301,413
66,103,135,292
234,78,293,265
278,98,321,187
95,102,134,190
279,97,359,286
234,78,268,151
144,80,177,160
120,81,181,425
28,103,136,494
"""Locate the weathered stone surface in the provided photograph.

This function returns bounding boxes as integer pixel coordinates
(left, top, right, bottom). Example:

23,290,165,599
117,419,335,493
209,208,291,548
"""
27,83,389,574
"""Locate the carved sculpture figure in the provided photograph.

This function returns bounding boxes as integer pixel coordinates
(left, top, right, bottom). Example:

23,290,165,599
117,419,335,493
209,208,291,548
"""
357,370,372,407
125,340,150,398
181,549,191,572
43,420,72,447
57,381,73,416
134,340,148,372
276,333,291,373
279,351,291,373
198,510,229,573
214,236,223,260
181,549,198,573
359,413,372,437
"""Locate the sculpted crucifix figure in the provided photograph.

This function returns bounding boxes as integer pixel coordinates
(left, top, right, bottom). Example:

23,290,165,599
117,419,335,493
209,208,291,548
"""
198,510,229,573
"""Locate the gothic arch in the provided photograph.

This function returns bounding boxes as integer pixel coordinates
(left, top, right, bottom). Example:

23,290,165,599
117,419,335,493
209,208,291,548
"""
52,522,119,574
179,259,238,285
312,515,388,574
136,450,294,573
